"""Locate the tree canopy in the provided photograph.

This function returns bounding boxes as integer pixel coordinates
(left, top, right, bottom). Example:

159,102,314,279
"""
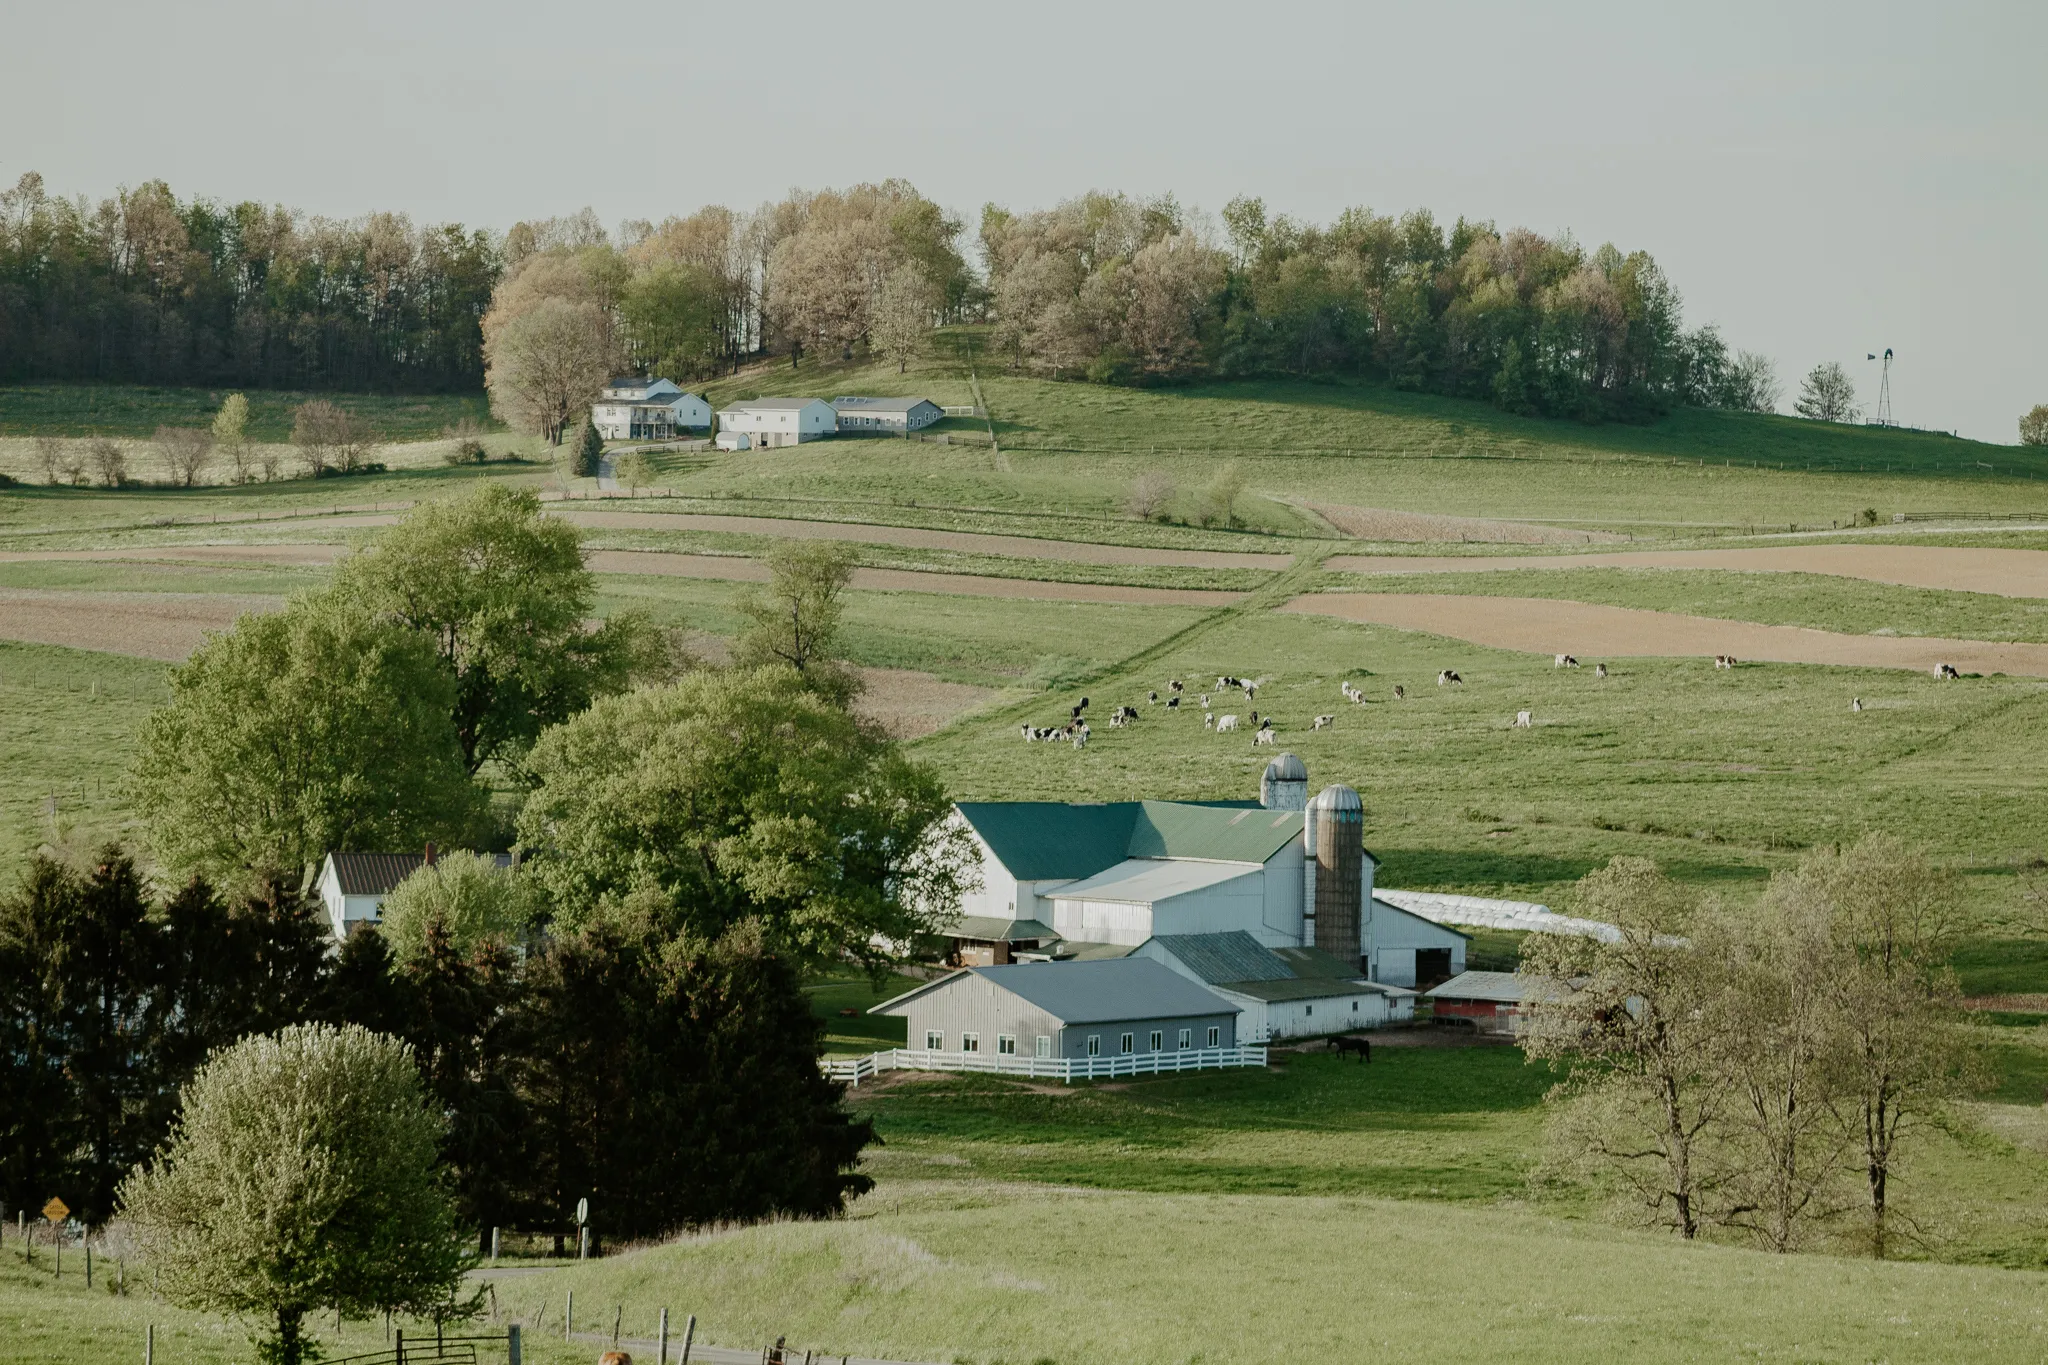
120,1023,470,1365
515,666,968,966
135,598,483,880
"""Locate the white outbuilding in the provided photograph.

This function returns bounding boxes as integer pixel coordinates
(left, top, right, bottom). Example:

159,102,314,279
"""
717,397,837,448
832,396,944,433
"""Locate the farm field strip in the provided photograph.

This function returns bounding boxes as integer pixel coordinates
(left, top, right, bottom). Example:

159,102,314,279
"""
1329,542,2048,598
0,588,277,660
1288,591,2048,676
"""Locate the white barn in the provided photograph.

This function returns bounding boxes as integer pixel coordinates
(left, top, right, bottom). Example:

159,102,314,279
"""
591,377,711,440
832,396,944,433
717,397,836,448
1135,930,1417,1041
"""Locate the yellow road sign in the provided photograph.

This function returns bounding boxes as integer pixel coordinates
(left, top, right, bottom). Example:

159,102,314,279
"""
41,1197,68,1223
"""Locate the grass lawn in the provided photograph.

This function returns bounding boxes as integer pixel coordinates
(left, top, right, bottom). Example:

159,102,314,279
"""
0,384,496,442
806,972,920,1054
0,641,166,866
1324,565,2048,642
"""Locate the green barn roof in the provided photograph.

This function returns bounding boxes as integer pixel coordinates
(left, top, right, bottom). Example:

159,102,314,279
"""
955,799,1300,882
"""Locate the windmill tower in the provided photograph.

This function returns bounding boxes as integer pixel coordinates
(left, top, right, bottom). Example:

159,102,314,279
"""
1868,348,1894,427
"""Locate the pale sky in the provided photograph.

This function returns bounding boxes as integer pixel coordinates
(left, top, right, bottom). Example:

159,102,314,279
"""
7,0,2043,443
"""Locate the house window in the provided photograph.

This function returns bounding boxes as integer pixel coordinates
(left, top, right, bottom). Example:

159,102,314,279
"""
1149,1030,1163,1052
1120,1032,1135,1055
1306,1004,1314,1016
1036,1036,1052,1058
998,1035,1016,1055
1207,1026,1220,1047
1177,1028,1191,1050
1352,1000,1359,1012
1086,1035,1100,1057
961,1032,979,1053
925,1030,943,1051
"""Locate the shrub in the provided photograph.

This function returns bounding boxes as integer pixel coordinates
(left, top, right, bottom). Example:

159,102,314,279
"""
1127,470,1176,521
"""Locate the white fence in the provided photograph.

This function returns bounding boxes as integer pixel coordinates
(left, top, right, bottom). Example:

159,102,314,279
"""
940,405,986,417
822,1045,1267,1087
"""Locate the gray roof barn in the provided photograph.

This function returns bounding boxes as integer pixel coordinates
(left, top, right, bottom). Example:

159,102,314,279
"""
875,958,1232,1026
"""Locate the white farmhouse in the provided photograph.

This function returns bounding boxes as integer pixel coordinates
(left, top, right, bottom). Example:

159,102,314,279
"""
314,847,513,941
831,396,944,434
716,397,837,449
590,377,711,441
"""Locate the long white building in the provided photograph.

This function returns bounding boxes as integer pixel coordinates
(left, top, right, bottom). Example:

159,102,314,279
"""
716,397,836,449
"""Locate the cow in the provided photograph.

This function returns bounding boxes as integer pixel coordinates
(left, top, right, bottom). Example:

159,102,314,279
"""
1217,675,1242,690
1072,723,1091,749
1595,663,1609,679
1243,683,1258,703
1252,727,1278,746
1554,654,1578,668
1204,712,1215,730
1437,670,1463,686
1020,724,1035,742
1851,697,1864,712
1515,710,1532,728
1217,714,1240,732
1108,705,1139,727
1169,679,1184,695
1249,711,1261,727
1715,655,1737,670
1149,690,1160,703
1167,695,1181,710
1200,693,1212,709
1935,662,1960,680
1312,714,1335,730
1329,1035,1371,1063
1392,685,1405,699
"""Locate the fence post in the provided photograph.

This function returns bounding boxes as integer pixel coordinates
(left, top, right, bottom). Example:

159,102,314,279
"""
395,1327,405,1365
507,1324,521,1365
682,1312,696,1365
565,1289,573,1340
86,1243,92,1288
490,1226,500,1262
659,1307,670,1364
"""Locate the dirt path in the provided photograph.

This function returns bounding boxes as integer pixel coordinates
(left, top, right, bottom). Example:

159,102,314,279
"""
852,667,999,739
1286,591,2048,677
1327,544,2048,598
552,509,1292,568
0,588,279,660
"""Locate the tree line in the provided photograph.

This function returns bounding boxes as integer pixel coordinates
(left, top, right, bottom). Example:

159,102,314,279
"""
0,173,496,392
1524,837,1974,1259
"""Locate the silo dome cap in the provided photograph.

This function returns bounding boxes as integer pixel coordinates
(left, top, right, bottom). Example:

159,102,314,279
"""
1309,783,1363,812
1263,753,1308,783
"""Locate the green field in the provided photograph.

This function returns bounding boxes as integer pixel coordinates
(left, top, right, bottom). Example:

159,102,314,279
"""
0,384,497,441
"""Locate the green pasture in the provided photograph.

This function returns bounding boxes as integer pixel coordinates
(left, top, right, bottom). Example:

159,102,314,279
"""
1324,565,2048,642
805,972,922,1054
0,384,496,441
0,641,165,866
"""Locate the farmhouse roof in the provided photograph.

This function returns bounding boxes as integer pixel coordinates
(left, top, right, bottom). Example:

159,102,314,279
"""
830,395,939,413
1150,931,1292,984
954,799,1298,884
950,915,1055,942
1423,970,1565,1005
1054,858,1261,906
987,959,1235,1023
1215,976,1389,1004
326,852,426,896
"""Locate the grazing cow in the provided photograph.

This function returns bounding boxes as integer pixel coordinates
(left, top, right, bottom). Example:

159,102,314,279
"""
1217,714,1240,732
1243,684,1258,703
1072,723,1091,749
1935,662,1960,680
1200,693,1212,709
1249,711,1261,727
1851,697,1864,712
1554,654,1578,668
1515,710,1532,728
1217,675,1241,690
1329,1035,1371,1063
1071,703,1086,721
1312,714,1335,730
1595,663,1609,679
1020,724,1035,742
1715,655,1737,670
1392,684,1406,699
1252,728,1278,746
1437,670,1463,686
1170,679,1184,695
1167,695,1181,710
1204,712,1215,730
1149,690,1160,704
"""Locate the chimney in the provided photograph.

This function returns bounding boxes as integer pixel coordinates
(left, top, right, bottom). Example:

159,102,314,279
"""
424,842,436,867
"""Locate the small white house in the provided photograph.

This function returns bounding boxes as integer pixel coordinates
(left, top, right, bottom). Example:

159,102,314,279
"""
832,396,944,434
316,851,430,939
716,397,836,448
591,377,711,441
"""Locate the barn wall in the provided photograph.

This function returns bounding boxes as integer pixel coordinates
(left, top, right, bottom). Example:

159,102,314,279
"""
897,972,1066,1057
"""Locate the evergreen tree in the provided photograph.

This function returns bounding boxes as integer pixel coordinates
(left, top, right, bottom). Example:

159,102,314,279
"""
574,419,604,478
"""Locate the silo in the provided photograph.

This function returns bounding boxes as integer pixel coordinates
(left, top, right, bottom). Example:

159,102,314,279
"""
1259,752,1308,811
1306,784,1365,963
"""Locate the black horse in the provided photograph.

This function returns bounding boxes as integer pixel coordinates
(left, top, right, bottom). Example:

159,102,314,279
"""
1329,1035,1371,1063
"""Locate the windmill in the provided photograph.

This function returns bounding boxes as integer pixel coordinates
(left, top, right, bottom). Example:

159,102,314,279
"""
1867,348,1894,427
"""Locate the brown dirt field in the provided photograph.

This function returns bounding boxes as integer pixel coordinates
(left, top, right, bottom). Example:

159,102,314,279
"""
1961,995,2048,1013
852,667,998,739
0,544,347,567
1286,591,2048,677
1327,544,2048,598
1303,501,1624,545
0,589,281,661
554,510,1294,569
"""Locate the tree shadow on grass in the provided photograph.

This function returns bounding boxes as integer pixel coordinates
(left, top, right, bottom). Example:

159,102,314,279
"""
1374,849,1603,891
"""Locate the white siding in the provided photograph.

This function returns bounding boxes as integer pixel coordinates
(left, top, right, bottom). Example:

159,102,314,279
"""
1363,900,1468,986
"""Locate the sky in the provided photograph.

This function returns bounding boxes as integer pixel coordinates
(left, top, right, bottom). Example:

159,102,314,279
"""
6,0,2044,443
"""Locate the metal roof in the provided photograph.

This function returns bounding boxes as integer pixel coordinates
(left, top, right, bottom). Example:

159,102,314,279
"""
1423,970,1564,1004
1215,976,1380,1004
1270,945,1373,979
955,801,1142,882
949,916,1055,942
831,396,940,412
1149,931,1292,984
1127,801,1304,864
326,852,426,896
871,957,1232,1024
1052,858,1261,906
721,396,832,411
1368,898,1473,942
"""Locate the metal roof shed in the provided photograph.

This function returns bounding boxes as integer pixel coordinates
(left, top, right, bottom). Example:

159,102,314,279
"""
872,959,1240,1062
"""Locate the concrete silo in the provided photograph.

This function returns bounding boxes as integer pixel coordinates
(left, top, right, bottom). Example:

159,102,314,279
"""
1304,783,1365,964
1259,752,1308,811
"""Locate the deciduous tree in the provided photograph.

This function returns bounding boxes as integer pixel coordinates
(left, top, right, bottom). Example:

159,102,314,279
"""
2021,404,2048,447
134,597,482,881
211,393,251,481
379,851,540,962
870,264,937,373
155,425,213,487
1795,362,1859,423
484,295,613,444
733,540,856,678
119,1024,470,1365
